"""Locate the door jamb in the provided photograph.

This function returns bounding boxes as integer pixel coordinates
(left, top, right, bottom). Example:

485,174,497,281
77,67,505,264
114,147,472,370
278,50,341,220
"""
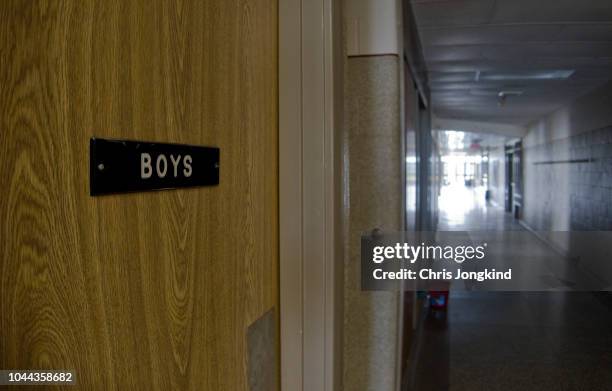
279,1,343,390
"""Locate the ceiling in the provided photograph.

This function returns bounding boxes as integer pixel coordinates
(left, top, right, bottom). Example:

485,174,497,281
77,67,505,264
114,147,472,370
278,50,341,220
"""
412,0,612,126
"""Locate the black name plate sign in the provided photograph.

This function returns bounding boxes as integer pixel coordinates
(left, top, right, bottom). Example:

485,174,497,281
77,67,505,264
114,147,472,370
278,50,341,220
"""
90,138,219,195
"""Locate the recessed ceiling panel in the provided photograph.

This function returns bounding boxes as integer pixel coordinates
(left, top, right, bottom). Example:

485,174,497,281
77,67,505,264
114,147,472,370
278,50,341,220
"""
492,0,612,24
413,0,496,27
420,25,565,46
555,24,612,41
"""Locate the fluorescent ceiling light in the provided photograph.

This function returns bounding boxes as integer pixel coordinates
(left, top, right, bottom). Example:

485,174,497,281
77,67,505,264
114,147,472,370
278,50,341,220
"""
469,89,523,97
475,70,574,81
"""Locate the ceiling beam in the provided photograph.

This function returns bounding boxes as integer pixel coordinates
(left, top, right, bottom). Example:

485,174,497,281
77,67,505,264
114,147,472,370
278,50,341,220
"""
432,117,527,138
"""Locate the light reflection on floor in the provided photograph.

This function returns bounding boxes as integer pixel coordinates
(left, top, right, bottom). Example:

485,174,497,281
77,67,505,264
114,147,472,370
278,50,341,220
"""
438,184,520,231
438,184,487,223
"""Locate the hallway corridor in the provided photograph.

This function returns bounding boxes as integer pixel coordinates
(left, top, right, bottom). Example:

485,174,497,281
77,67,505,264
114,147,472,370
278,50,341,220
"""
413,186,612,390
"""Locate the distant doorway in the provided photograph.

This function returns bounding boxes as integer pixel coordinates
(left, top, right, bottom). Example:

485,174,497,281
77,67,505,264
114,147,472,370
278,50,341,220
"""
505,147,513,213
505,141,522,218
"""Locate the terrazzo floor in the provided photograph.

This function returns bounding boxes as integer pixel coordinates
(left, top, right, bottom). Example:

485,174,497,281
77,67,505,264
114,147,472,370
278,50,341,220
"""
411,185,612,390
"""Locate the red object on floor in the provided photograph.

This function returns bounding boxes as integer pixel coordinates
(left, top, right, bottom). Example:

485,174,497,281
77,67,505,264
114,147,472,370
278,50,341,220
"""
429,290,449,309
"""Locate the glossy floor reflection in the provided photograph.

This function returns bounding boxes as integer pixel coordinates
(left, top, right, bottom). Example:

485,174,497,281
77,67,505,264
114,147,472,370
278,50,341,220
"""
412,185,612,390
438,185,522,231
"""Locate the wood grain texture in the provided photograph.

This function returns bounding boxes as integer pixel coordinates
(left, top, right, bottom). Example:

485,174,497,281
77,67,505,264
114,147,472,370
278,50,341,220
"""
0,1,278,389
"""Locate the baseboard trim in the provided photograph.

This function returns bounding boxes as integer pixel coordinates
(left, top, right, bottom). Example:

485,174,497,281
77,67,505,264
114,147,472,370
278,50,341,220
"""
517,219,572,260
517,219,611,290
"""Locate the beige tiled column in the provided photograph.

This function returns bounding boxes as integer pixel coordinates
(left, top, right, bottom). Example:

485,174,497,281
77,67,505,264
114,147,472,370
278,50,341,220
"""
343,55,402,391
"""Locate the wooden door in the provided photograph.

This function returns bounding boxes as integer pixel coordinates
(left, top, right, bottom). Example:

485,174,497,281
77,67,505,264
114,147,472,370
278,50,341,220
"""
0,1,278,389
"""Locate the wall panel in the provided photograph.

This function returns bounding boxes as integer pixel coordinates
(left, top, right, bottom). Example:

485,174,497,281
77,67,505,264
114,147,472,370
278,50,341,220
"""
0,1,278,389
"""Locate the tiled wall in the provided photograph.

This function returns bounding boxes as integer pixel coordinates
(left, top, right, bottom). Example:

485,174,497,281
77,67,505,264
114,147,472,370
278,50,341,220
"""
523,126,612,231
523,80,612,235
523,81,612,284
343,55,401,391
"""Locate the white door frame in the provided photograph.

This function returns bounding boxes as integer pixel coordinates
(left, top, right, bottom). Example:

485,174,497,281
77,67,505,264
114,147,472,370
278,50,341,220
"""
279,0,343,390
